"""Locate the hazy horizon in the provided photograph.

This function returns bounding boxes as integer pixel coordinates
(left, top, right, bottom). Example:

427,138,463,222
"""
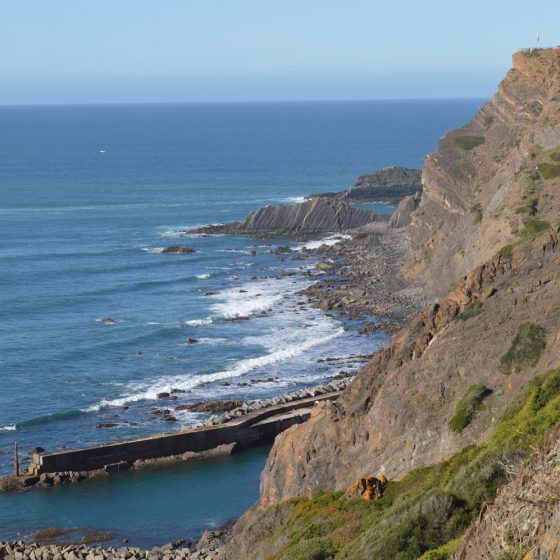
1,0,558,105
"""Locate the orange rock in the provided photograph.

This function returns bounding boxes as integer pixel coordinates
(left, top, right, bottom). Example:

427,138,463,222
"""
344,475,388,501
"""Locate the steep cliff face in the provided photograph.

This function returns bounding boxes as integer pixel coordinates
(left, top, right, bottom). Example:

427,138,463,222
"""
254,49,560,507
404,48,560,297
257,231,560,507
220,49,560,560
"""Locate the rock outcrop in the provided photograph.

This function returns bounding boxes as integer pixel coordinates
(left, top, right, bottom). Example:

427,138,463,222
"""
161,246,195,254
190,198,387,236
347,166,422,202
388,191,421,228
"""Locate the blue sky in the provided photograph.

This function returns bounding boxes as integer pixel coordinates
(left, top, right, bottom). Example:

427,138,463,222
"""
1,0,558,104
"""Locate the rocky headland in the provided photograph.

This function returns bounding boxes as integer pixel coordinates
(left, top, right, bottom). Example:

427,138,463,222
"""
346,166,422,202
311,166,422,203
189,197,389,237
215,47,560,560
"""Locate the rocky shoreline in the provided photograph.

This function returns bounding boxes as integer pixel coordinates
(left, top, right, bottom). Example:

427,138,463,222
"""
296,224,429,333
0,529,226,560
0,167,427,556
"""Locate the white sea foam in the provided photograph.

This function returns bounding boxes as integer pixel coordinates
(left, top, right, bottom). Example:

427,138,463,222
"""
0,425,16,432
282,196,305,204
217,249,253,254
196,273,210,280
208,275,303,319
158,224,224,239
193,337,228,346
85,324,344,411
184,318,214,327
294,234,352,252
140,246,165,254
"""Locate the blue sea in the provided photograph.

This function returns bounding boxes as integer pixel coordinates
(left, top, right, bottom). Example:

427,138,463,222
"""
0,99,482,545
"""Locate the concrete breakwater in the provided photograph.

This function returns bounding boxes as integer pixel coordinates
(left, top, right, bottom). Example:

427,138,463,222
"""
7,382,347,491
196,375,350,427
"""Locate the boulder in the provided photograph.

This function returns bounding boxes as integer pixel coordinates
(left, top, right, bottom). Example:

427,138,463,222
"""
160,246,195,254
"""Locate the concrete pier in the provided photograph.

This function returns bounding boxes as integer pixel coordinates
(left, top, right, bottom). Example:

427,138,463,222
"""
27,392,341,478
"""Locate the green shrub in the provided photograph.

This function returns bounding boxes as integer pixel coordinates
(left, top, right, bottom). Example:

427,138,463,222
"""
551,151,560,161
453,136,485,151
278,537,334,560
519,218,550,239
496,244,513,260
537,162,560,179
483,116,494,127
449,385,492,432
457,301,484,321
515,197,538,215
532,369,560,412
500,323,546,374
418,537,462,559
496,551,528,560
470,203,483,224
486,287,497,298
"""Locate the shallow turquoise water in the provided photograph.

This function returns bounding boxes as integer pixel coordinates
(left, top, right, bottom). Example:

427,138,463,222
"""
0,446,270,548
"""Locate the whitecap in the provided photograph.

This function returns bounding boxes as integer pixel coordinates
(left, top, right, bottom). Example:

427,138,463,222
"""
184,318,214,327
0,425,16,432
140,247,166,254
293,234,352,252
86,325,345,411
196,273,210,280
157,224,224,239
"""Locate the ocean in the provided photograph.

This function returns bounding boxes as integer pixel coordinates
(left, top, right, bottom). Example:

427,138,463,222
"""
0,99,482,545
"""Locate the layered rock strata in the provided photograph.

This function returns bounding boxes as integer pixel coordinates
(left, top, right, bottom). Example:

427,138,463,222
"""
189,198,388,237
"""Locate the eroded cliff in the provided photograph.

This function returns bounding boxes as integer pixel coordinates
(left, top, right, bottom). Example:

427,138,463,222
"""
220,48,560,560
404,48,560,296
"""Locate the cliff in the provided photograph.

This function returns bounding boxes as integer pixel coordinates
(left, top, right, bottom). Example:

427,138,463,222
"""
404,47,560,297
347,167,422,202
190,197,388,237
219,48,560,560
257,230,560,506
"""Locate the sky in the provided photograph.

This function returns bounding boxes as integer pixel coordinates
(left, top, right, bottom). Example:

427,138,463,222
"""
0,0,559,105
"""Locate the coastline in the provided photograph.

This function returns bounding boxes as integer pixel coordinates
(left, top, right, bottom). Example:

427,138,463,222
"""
0,212,413,551
0,221,414,557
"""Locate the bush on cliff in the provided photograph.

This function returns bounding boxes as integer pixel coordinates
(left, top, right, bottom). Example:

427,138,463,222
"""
261,368,560,560
448,385,491,432
453,136,485,151
456,301,483,321
277,536,334,560
499,322,546,374
537,162,560,179
519,218,550,239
